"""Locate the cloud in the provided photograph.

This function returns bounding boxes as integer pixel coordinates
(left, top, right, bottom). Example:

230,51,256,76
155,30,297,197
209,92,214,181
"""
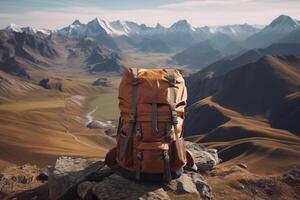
159,0,248,9
0,0,300,29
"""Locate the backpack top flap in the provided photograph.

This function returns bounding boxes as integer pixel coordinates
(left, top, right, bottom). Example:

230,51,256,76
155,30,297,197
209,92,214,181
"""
118,68,187,120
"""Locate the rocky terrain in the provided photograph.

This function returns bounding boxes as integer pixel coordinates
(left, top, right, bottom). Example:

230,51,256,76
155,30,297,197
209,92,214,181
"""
1,142,299,200
1,141,220,200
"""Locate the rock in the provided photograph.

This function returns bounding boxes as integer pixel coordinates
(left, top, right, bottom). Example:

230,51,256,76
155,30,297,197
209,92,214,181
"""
11,175,32,184
166,171,212,200
87,120,112,129
92,78,112,87
48,141,218,200
104,128,116,137
36,172,48,181
238,163,248,169
48,157,104,200
18,175,33,184
91,173,170,200
77,181,97,200
185,141,220,172
87,171,212,200
86,166,114,182
237,183,245,190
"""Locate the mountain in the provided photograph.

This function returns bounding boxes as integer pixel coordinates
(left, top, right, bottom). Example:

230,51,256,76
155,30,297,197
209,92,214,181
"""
56,18,260,53
58,18,117,50
58,19,86,37
5,24,51,35
0,71,39,102
185,55,300,134
0,30,124,80
212,55,300,115
173,40,223,69
0,30,59,79
244,15,300,48
194,43,300,80
279,28,300,43
184,55,300,175
137,38,170,53
204,24,261,40
169,19,195,32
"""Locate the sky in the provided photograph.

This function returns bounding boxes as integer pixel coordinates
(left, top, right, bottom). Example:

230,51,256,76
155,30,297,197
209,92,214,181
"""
1,0,300,29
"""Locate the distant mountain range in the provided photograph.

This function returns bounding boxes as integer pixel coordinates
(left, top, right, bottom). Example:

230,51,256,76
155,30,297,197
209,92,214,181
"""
173,15,300,69
1,14,300,78
0,30,124,80
3,18,262,52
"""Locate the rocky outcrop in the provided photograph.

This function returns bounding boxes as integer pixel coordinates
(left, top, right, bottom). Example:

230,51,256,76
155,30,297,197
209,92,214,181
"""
92,78,112,87
48,157,105,200
47,142,220,200
86,120,113,129
185,141,221,172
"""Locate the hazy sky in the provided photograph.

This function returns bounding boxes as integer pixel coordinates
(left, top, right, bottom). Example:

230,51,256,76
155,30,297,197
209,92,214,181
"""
1,0,300,29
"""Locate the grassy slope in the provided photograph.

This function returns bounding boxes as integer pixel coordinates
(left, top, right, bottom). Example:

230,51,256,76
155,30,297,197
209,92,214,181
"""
0,76,117,170
187,97,300,174
90,92,119,121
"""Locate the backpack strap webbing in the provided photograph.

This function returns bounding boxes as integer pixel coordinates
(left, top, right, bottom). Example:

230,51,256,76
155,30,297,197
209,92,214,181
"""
116,116,122,141
166,69,182,159
163,150,172,182
152,103,158,134
121,67,139,157
136,150,143,180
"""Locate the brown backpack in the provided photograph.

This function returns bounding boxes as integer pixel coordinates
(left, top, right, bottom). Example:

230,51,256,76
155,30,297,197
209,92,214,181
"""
106,68,187,182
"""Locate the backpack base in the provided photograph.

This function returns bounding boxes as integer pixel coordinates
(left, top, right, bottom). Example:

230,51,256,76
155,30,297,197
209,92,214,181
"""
117,166,183,182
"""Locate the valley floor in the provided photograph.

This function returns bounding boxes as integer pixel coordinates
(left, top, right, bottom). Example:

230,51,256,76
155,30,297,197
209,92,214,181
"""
0,77,118,170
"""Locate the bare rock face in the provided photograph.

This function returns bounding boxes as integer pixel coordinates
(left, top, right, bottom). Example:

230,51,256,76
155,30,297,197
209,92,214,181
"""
48,142,219,200
91,173,170,200
48,157,105,200
185,141,220,172
87,120,113,129
77,171,212,200
92,78,112,87
166,172,212,198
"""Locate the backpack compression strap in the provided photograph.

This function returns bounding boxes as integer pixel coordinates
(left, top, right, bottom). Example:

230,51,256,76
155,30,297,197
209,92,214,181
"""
121,67,139,157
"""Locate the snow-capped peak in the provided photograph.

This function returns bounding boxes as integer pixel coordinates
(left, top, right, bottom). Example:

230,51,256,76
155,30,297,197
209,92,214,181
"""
5,24,51,35
155,23,166,29
6,24,22,32
169,20,195,32
72,19,82,26
96,18,125,36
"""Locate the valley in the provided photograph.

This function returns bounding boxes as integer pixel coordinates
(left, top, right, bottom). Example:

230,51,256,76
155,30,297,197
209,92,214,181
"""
0,70,118,170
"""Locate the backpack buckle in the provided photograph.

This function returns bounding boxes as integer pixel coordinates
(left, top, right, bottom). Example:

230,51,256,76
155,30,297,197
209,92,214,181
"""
132,78,138,86
136,122,142,140
129,114,136,123
137,151,143,159
171,110,178,125
168,78,175,87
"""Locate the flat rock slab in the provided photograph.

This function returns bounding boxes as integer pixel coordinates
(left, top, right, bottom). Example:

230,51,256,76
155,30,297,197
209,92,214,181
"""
91,173,170,200
48,141,219,200
77,171,212,200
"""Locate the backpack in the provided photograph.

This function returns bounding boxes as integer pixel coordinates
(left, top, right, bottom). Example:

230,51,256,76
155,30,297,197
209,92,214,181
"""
106,68,188,182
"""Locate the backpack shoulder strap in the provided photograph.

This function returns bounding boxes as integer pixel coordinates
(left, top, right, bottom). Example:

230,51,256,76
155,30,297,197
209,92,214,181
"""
120,68,139,157
166,68,183,162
